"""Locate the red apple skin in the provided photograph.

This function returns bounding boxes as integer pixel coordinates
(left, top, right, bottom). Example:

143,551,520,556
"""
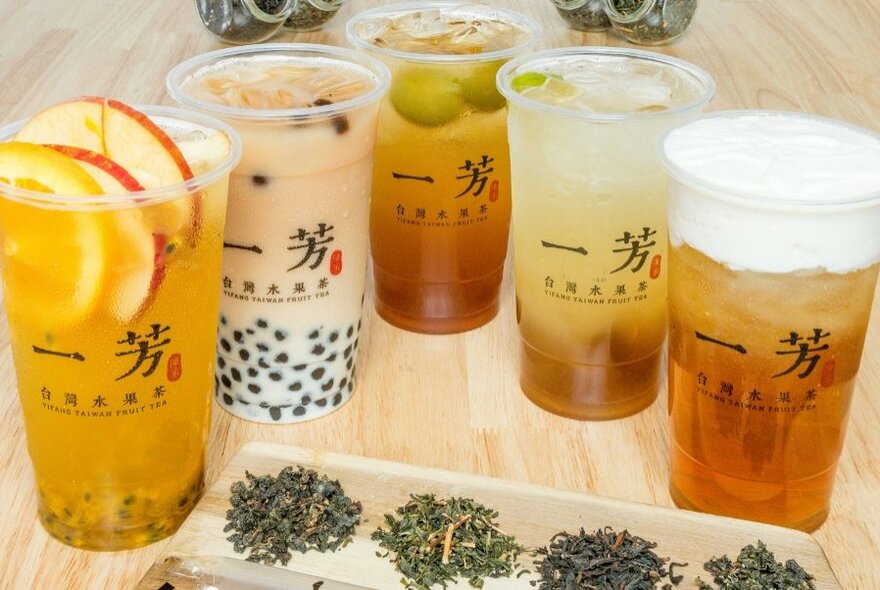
45,144,145,192
104,98,194,180
103,98,202,247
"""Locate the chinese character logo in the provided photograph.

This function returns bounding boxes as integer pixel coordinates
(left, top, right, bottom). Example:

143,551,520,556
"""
288,223,335,271
455,155,494,198
115,324,171,381
611,227,656,273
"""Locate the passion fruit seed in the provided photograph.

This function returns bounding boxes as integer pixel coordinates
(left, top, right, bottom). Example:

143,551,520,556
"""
460,61,506,111
390,66,463,127
510,72,548,93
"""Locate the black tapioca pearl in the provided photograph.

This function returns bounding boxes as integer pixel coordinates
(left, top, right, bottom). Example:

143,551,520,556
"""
300,395,311,404
275,352,289,364
259,401,270,408
339,377,348,389
344,345,352,359
329,331,339,342
220,338,231,352
313,98,333,107
239,349,250,361
231,368,242,382
248,383,261,394
294,363,307,371
246,328,255,335
220,315,228,325
221,374,232,388
353,338,359,349
309,329,320,339
258,359,270,369
332,114,350,135
325,353,337,362
311,367,325,380
256,319,268,329
269,372,282,382
269,407,282,421
239,398,250,405
214,375,219,393
223,393,234,406
217,356,226,369
233,330,244,343
346,326,354,338
248,367,259,378
346,358,353,370
312,344,325,356
289,381,302,392
293,406,307,417
316,398,327,408
178,496,190,508
348,380,354,392
275,330,286,341
357,319,362,330
252,174,269,187
256,342,269,352
322,379,335,392
332,393,343,406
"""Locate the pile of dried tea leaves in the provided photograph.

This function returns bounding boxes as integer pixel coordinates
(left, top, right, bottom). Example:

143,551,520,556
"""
224,465,362,565
372,494,524,590
531,527,685,590
696,541,816,590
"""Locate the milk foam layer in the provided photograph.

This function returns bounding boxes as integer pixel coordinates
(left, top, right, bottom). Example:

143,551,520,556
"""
664,112,880,274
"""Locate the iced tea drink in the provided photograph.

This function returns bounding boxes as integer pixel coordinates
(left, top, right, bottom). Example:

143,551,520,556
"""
498,48,713,420
661,111,880,530
0,102,239,549
347,3,540,334
168,44,389,423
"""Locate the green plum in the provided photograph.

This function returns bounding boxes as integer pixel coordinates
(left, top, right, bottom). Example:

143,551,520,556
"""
389,66,463,127
460,61,506,111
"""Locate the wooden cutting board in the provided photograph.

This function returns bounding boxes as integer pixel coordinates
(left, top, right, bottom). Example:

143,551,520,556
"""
137,442,842,589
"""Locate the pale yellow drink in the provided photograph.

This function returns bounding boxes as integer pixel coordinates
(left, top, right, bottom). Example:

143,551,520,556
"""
498,48,714,420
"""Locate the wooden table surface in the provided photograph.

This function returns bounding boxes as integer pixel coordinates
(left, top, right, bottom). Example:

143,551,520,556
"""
1,1,878,588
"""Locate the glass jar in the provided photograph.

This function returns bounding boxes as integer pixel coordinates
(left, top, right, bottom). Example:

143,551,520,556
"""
283,0,349,32
551,0,610,32
603,0,697,45
196,0,293,44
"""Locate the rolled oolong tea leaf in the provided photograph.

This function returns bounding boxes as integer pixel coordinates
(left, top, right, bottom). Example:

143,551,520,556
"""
531,527,686,590
372,494,524,590
224,466,362,566
695,541,816,590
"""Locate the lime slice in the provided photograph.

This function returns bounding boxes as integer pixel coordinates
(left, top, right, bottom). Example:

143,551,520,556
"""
510,72,548,93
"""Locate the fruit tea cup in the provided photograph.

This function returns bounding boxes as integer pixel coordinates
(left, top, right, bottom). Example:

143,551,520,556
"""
346,2,541,334
0,102,241,550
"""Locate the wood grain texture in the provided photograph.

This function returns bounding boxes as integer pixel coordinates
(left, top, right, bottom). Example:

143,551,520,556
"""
0,1,878,588
136,443,844,590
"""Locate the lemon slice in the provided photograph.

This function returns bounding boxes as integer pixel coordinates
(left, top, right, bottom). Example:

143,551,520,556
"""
0,143,106,332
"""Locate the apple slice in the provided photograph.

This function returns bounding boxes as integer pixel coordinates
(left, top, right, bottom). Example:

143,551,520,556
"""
13,97,105,154
177,131,232,175
108,211,170,322
45,144,144,193
102,98,201,245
